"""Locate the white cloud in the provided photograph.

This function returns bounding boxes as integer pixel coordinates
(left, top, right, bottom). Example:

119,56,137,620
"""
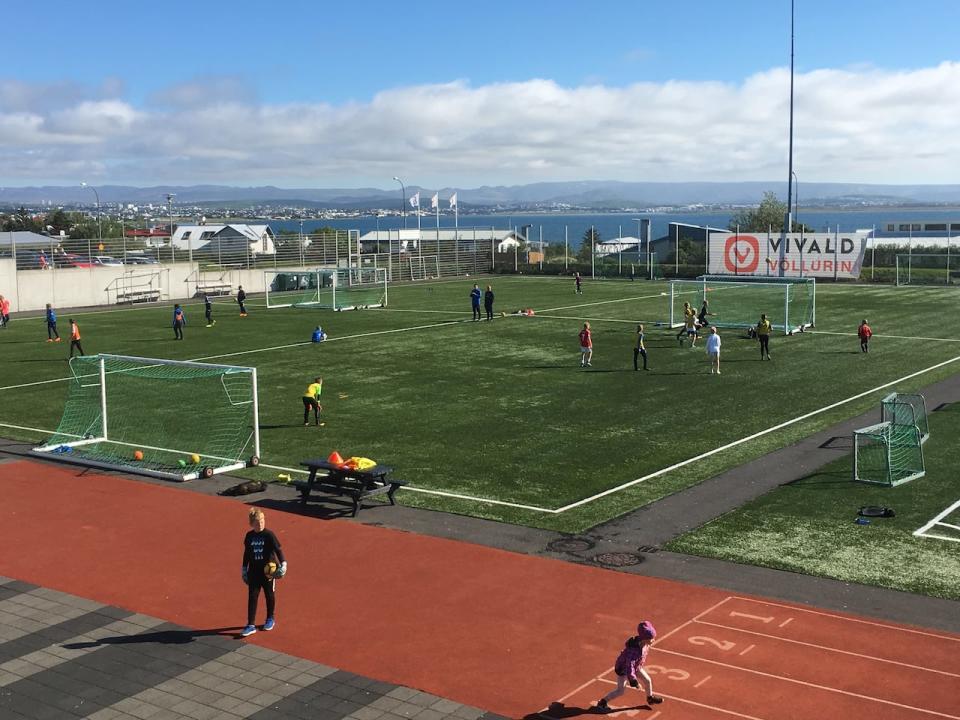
1,63,959,185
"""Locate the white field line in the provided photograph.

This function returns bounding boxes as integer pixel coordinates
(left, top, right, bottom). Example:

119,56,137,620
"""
914,499,960,541
552,352,960,513
693,620,960,678
811,330,960,343
256,461,553,511
652,648,960,720
594,681,769,720
537,291,667,314
0,317,469,393
726,596,960,642
5,303,960,515
531,314,643,325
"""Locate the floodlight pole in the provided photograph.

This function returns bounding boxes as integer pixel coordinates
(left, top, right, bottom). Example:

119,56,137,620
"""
166,193,177,263
393,177,406,229
81,182,102,249
782,0,796,277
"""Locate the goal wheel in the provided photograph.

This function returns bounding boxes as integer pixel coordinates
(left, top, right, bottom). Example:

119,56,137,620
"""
201,466,214,479
248,455,260,468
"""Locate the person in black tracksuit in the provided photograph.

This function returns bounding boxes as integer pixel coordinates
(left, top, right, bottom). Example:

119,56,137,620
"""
237,286,248,317
241,508,287,637
484,285,495,320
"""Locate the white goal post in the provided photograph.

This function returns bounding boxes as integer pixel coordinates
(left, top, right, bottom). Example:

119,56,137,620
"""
33,354,261,482
409,255,440,281
264,267,388,310
669,276,816,334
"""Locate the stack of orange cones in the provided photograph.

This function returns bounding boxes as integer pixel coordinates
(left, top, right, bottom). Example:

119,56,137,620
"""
327,450,345,466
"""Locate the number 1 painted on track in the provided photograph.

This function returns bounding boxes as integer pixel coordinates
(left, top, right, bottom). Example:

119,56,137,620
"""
729,610,774,623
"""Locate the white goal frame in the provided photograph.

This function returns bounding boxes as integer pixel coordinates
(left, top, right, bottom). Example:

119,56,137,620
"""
33,354,260,482
669,277,815,334
409,254,440,281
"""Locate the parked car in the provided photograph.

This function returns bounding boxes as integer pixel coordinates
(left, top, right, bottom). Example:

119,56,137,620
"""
123,254,160,265
61,254,95,268
92,255,124,266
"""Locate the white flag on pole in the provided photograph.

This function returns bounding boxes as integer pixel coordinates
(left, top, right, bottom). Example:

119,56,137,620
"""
430,193,439,209
449,193,458,208
409,192,420,208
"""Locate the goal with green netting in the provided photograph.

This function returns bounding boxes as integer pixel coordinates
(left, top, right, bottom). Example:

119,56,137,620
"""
33,354,260,481
881,392,929,443
669,277,815,334
265,267,387,310
853,421,925,486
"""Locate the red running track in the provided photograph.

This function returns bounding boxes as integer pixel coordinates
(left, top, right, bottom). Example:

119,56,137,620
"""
1,461,958,719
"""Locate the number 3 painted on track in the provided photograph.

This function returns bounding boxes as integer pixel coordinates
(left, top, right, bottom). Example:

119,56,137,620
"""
645,665,690,681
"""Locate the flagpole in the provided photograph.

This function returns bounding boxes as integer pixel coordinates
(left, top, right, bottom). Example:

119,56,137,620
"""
452,195,459,275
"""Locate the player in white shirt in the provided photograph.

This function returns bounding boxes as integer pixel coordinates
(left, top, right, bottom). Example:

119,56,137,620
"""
706,327,721,374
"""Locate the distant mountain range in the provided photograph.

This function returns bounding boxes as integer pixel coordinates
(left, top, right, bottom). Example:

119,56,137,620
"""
3,181,960,208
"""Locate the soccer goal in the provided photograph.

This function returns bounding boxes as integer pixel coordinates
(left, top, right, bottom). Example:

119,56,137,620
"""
881,392,929,443
264,269,328,309
265,268,387,310
853,421,925,486
895,253,960,286
669,277,815,334
410,255,440,281
33,354,260,482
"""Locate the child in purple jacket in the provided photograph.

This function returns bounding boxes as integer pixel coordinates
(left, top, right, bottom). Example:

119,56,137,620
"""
597,621,663,711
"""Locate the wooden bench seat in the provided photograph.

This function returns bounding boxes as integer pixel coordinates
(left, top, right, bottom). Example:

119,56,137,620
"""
195,283,233,297
116,289,161,304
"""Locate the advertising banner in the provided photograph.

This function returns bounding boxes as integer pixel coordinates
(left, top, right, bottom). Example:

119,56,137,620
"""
708,231,868,279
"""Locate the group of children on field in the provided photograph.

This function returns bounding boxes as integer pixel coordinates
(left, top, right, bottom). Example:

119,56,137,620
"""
573,276,873,371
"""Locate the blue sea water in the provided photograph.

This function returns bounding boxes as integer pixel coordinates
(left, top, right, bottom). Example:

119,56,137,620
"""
271,209,960,251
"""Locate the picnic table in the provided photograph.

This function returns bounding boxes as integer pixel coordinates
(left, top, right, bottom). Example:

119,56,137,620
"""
294,458,406,516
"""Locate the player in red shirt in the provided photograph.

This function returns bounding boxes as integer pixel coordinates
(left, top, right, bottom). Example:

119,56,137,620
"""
858,319,872,353
579,322,593,367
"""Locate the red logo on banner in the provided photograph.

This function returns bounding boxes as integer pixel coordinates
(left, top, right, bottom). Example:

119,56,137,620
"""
724,235,760,273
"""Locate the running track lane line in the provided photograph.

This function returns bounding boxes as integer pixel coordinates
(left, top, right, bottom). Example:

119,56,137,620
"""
646,649,960,720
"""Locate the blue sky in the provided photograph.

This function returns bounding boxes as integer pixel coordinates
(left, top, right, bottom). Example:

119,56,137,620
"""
2,0,959,186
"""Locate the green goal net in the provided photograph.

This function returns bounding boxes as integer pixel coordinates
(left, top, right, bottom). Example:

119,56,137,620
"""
881,392,929,443
265,268,387,310
669,277,815,334
33,354,260,481
853,421,925,486
895,253,960,286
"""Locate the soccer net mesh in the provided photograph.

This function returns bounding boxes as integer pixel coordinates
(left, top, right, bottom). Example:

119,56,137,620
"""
265,268,387,310
34,354,260,481
853,421,925,486
669,277,815,334
881,392,929,443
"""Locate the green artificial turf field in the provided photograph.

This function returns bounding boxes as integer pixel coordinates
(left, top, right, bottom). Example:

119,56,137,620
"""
1,276,959,536
667,402,960,599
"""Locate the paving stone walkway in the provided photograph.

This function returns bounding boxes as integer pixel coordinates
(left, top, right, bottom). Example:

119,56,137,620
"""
0,578,507,720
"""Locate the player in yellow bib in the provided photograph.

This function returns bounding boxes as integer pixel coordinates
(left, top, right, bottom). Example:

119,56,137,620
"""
756,314,772,360
302,377,323,426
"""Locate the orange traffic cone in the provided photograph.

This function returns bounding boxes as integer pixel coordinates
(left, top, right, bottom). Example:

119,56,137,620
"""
327,450,345,465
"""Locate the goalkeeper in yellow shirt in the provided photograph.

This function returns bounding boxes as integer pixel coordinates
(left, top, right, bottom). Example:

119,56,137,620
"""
756,313,772,360
302,377,323,426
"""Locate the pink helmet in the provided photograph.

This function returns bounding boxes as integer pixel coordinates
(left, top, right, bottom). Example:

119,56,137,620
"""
637,621,657,640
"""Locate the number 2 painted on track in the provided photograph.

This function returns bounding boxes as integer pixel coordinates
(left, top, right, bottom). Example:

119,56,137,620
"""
689,636,736,651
